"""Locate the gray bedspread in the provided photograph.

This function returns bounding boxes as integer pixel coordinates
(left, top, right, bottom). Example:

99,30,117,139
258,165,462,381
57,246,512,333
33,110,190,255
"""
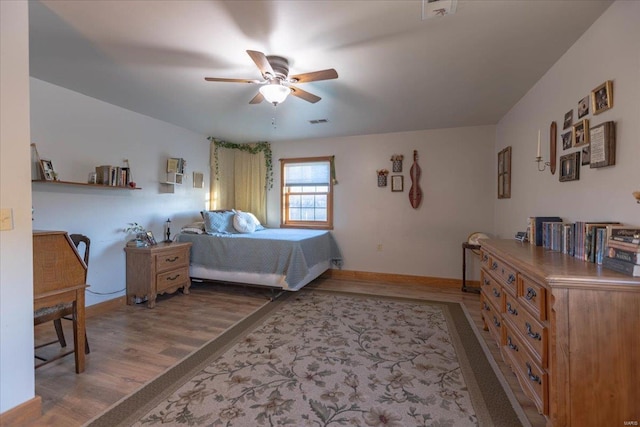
176,229,342,289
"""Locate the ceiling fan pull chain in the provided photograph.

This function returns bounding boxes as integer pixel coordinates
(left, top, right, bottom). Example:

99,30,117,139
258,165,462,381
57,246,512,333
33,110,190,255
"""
271,105,278,129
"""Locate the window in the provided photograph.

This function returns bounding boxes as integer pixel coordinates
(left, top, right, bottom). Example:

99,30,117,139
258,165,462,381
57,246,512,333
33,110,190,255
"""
281,157,333,229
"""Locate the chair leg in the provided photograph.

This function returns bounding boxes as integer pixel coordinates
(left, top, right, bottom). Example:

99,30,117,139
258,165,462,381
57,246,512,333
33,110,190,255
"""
53,318,67,347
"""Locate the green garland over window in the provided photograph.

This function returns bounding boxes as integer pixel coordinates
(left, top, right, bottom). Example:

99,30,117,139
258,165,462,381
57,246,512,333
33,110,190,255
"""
208,137,273,189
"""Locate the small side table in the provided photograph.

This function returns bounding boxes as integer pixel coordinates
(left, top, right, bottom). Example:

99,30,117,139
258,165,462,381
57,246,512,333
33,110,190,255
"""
462,242,481,293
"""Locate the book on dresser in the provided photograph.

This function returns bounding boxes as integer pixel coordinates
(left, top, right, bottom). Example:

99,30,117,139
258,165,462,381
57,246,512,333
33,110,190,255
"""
528,216,563,246
602,256,640,276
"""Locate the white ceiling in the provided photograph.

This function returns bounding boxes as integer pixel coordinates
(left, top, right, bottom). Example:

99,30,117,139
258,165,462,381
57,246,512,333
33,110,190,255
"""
29,0,612,143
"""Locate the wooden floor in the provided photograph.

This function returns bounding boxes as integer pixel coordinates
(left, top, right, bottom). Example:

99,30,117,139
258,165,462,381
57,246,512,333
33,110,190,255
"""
28,278,546,427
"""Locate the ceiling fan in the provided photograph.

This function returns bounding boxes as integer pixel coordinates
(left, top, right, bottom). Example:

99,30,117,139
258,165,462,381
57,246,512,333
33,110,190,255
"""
205,50,338,106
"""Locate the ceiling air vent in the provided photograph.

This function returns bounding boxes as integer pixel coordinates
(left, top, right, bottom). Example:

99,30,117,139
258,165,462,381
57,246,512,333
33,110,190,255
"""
309,119,329,125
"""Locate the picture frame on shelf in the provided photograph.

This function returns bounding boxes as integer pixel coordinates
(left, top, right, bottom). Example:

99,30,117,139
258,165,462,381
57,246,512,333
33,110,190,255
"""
167,158,180,173
589,121,616,168
559,152,580,182
391,175,403,192
572,119,589,147
578,95,589,119
40,159,56,181
563,110,573,129
591,80,613,115
145,231,157,245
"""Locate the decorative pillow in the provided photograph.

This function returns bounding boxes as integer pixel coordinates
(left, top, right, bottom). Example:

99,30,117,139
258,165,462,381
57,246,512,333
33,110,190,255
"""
233,212,256,233
245,212,265,231
181,221,205,234
202,211,236,234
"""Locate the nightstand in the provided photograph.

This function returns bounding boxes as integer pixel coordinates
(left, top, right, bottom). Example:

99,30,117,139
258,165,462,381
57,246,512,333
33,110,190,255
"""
124,241,192,308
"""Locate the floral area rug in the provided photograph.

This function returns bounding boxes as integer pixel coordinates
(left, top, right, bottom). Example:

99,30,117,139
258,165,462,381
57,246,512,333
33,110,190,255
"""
87,290,524,427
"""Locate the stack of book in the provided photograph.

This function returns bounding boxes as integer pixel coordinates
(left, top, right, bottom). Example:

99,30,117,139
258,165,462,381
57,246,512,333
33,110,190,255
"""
95,165,131,186
603,226,640,277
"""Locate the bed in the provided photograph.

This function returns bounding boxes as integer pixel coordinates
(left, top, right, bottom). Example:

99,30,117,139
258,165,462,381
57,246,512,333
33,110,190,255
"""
176,227,342,291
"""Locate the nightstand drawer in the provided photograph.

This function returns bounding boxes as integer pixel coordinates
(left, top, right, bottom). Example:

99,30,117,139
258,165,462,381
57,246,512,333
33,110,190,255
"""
156,248,189,272
156,266,190,293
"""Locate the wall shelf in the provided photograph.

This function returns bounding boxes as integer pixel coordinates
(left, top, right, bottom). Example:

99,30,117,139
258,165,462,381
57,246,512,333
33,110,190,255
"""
32,180,142,190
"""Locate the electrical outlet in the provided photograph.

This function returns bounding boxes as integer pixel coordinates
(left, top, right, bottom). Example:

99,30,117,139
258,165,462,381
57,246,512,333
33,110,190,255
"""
0,208,14,231
376,244,383,251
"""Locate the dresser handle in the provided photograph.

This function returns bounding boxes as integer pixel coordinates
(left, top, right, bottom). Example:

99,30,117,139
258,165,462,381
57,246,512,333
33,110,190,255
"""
526,362,541,384
166,274,180,281
482,254,489,262
507,336,518,351
526,322,541,340
483,279,490,286
507,303,518,316
491,261,498,270
493,316,500,328
493,288,501,298
483,302,490,311
507,274,516,285
525,287,537,300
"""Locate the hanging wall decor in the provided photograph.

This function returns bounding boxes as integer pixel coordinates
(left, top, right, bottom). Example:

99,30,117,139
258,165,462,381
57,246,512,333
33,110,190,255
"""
391,154,404,172
408,150,422,209
377,169,389,187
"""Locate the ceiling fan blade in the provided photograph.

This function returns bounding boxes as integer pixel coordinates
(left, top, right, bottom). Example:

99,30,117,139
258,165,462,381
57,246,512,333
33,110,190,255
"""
289,69,338,83
290,86,321,103
246,50,275,78
205,77,261,84
249,92,264,104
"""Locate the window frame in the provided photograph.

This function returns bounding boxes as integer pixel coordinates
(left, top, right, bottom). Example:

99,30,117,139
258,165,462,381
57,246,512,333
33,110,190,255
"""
280,156,333,230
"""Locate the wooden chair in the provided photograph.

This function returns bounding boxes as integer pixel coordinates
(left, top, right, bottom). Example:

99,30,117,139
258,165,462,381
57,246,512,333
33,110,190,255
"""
34,234,91,367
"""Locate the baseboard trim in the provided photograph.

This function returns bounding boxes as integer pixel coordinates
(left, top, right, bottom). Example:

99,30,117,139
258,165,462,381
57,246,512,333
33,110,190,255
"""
86,296,126,318
0,396,42,426
322,269,480,288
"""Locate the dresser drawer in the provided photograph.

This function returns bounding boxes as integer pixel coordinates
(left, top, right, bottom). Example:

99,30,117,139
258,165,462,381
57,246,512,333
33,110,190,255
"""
480,250,491,270
503,324,548,415
503,293,547,367
481,270,505,311
156,266,190,293
481,293,505,346
488,257,518,295
155,248,189,273
518,274,547,321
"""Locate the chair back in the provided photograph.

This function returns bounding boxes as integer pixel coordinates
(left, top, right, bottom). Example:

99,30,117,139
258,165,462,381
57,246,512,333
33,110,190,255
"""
69,234,90,277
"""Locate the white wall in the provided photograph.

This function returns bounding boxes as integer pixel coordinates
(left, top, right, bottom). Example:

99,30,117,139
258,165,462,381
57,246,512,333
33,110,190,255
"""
495,0,640,237
30,79,210,306
268,125,496,281
0,0,36,414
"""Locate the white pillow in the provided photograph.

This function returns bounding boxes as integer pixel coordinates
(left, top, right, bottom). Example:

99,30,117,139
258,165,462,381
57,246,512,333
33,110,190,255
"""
233,212,256,233
245,212,265,230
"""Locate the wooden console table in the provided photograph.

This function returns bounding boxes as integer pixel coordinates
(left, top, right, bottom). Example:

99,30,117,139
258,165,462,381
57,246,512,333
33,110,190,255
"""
33,230,88,373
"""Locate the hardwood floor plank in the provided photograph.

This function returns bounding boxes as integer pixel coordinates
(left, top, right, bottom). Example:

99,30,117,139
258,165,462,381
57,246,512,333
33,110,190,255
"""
28,279,545,427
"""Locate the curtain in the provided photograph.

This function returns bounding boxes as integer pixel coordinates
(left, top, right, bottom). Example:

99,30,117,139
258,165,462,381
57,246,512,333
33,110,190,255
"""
209,142,267,224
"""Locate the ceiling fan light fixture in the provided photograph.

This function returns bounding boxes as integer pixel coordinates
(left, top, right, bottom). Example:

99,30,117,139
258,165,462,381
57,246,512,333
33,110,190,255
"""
259,83,291,105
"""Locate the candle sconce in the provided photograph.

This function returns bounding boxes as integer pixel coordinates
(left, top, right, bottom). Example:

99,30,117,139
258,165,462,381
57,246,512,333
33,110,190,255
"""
535,122,557,174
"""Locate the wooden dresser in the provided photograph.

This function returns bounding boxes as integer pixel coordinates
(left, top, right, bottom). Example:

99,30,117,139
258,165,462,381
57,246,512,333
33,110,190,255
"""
479,239,640,427
124,242,191,308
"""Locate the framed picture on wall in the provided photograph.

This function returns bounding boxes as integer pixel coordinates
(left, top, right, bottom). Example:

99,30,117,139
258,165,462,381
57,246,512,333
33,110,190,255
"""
561,131,573,150
563,110,573,129
497,146,511,199
572,119,589,147
591,80,613,115
578,95,589,118
559,152,580,182
391,175,403,192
